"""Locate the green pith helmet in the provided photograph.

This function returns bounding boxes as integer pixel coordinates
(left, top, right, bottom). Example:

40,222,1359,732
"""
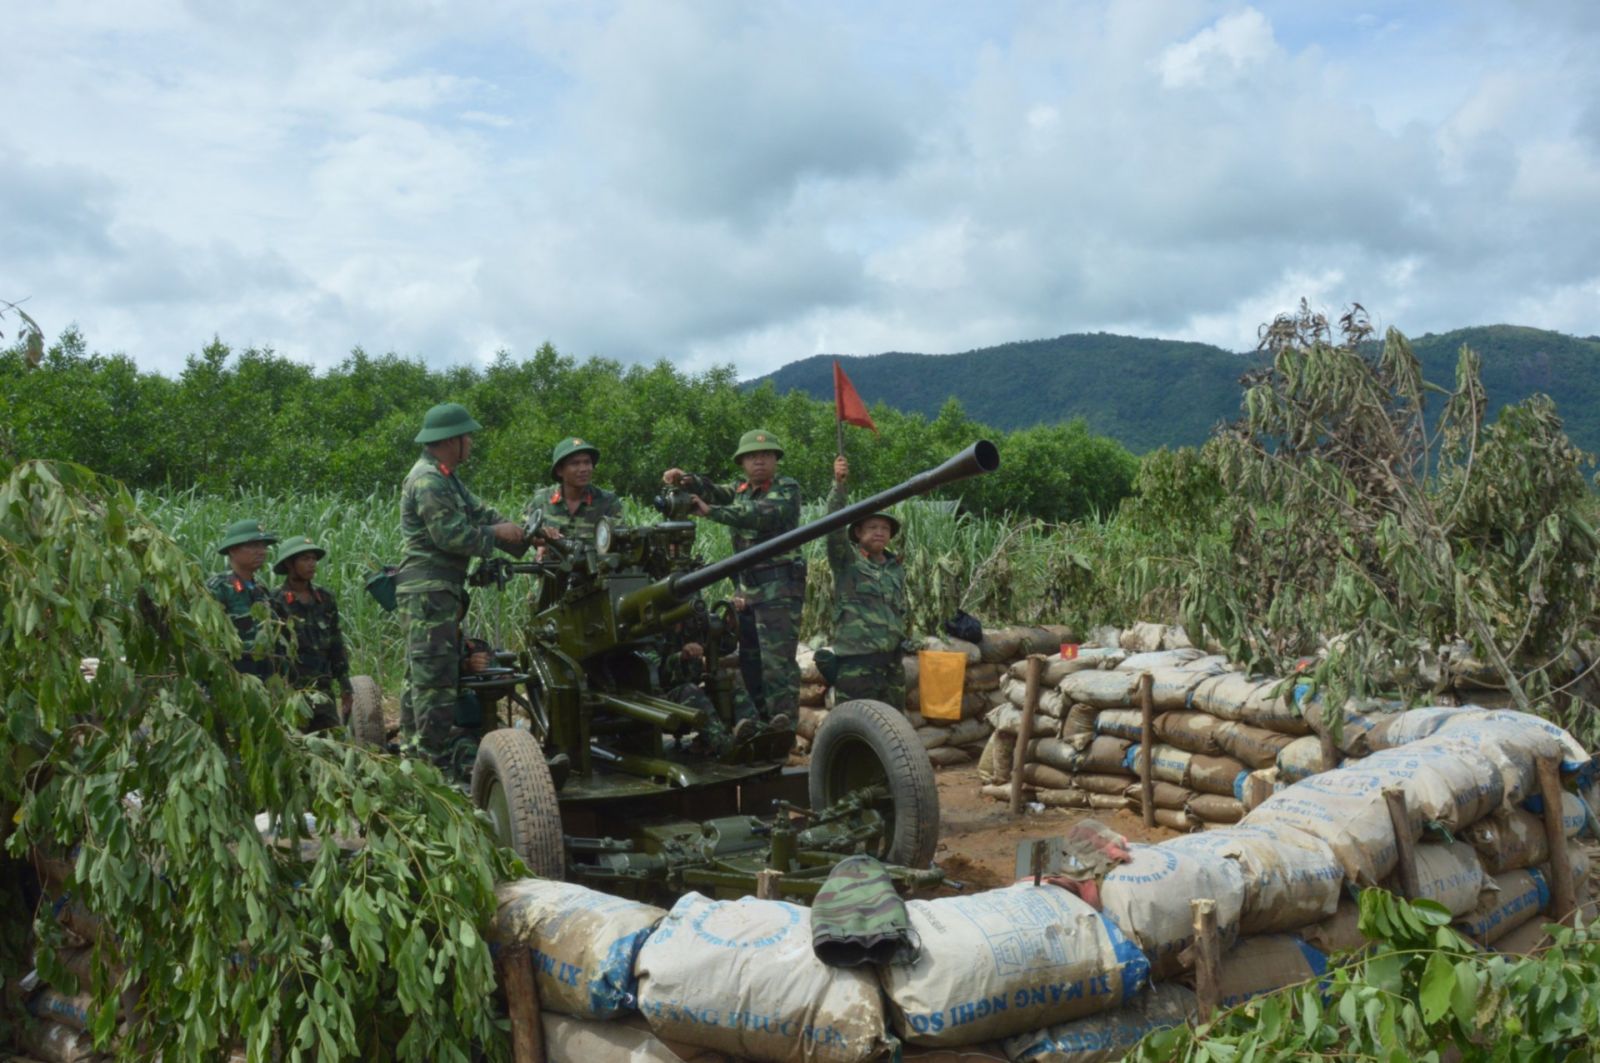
272,535,327,575
731,429,784,463
850,508,902,541
550,436,601,481
414,402,484,444
216,518,278,555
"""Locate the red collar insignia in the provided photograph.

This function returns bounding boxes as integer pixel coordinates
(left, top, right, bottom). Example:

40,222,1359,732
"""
437,462,454,476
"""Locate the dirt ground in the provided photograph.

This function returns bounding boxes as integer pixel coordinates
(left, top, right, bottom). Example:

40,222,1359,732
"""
930,765,1181,891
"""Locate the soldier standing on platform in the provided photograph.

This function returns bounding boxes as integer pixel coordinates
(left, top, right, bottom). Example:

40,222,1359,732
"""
822,455,909,708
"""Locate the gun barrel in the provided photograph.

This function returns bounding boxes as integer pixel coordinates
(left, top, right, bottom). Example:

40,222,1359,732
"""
669,439,999,601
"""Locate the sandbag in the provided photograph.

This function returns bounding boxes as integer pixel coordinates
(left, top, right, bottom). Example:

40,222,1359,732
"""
542,1012,736,1062
1010,649,1125,686
1358,737,1505,830
1003,677,1067,718
1187,795,1245,824
1296,688,1400,757
800,683,829,708
1409,841,1487,917
1244,768,1415,887
1023,763,1077,791
635,893,892,1063
1100,844,1245,979
1241,768,1279,811
1142,666,1218,711
943,717,994,747
1080,735,1133,774
1125,744,1192,786
1093,710,1144,742
1275,735,1331,783
987,704,1063,738
1193,674,1309,735
1214,936,1328,1010
1153,808,1198,832
17,1019,95,1063
1037,788,1092,809
1120,623,1166,653
1297,900,1366,956
1062,704,1099,742
1214,722,1296,770
1118,649,1206,672
928,746,973,767
27,988,94,1032
977,731,1016,785
925,636,982,664
917,727,950,751
1466,809,1553,875
1001,983,1197,1063
1028,737,1085,774
799,651,824,686
1151,712,1224,756
1075,774,1138,796
1169,824,1344,934
1187,754,1250,799
1088,794,1130,812
798,707,828,741
879,884,1150,1046
493,880,666,1019
1122,781,1193,813
1454,869,1550,945
1059,671,1139,710
967,663,1004,691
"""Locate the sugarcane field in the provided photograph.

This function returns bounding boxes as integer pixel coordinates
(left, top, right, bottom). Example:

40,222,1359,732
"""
7,6,1600,1061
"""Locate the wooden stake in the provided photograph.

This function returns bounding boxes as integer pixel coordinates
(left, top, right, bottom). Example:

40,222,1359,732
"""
1030,838,1048,887
1319,730,1338,774
1010,654,1046,815
1139,672,1155,830
1383,787,1421,901
1537,755,1577,924
499,945,546,1063
756,869,784,900
1191,898,1221,1021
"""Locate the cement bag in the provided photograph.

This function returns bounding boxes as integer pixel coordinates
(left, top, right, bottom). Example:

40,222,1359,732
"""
1358,738,1504,830
1088,794,1130,812
1009,648,1125,686
1153,808,1198,831
879,884,1150,1046
1001,983,1196,1063
1215,936,1328,1010
967,662,1004,692
925,636,982,664
1080,735,1133,774
1244,768,1415,886
1181,824,1344,934
635,893,892,1063
1117,648,1205,672
492,880,665,1018
1187,754,1250,799
1298,900,1366,956
1028,737,1086,774
1466,809,1558,874
1100,843,1245,979
1132,663,1212,709
1075,774,1137,796
1381,709,1573,801
929,746,973,767
1240,768,1279,811
1093,710,1143,742
1125,744,1193,786
1193,675,1309,734
1152,711,1224,756
1059,670,1139,710
17,1019,96,1063
987,704,1062,739
1466,709,1590,774
543,1012,737,1062
1454,869,1550,945
1120,623,1166,653
1409,841,1487,917
978,731,1016,786
1023,763,1078,791
1295,687,1399,757
1214,722,1296,770
1188,795,1245,824
1038,788,1092,810
1002,677,1067,718
1062,704,1099,743
1122,781,1193,814
1276,735,1331,784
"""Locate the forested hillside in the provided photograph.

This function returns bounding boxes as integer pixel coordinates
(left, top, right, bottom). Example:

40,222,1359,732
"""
755,325,1600,454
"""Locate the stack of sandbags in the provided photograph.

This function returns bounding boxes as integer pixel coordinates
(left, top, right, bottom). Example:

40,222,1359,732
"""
796,644,828,754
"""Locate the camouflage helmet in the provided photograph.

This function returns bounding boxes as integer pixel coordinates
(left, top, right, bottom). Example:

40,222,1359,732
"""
272,535,327,575
216,518,278,555
732,429,784,463
849,508,902,542
549,436,600,481
414,402,483,444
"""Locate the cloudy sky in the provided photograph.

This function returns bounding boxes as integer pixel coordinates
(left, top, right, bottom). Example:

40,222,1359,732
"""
4,1,1598,378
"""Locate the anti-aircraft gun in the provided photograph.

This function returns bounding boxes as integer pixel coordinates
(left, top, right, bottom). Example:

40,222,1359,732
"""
459,441,999,903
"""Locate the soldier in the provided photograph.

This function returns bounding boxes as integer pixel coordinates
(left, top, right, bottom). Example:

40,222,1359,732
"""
397,402,550,776
526,436,624,547
647,623,743,754
662,429,802,733
207,518,279,679
823,455,909,708
269,535,351,733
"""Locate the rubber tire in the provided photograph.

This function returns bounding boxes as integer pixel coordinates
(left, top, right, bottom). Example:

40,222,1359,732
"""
471,728,564,878
348,675,386,749
809,699,941,869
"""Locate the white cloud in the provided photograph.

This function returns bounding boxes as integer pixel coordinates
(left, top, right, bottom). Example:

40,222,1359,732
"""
1158,8,1279,89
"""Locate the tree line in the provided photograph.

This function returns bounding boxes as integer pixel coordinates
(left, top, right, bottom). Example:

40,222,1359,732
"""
0,329,1139,522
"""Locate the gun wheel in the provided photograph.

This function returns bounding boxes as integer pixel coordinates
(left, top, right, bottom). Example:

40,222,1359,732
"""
809,699,940,869
348,675,387,749
472,728,564,878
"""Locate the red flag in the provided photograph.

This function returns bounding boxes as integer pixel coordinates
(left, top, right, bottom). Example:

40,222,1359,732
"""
833,360,877,433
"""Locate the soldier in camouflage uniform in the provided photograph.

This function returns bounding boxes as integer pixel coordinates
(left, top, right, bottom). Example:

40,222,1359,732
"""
397,402,548,775
525,436,624,546
206,518,279,680
824,455,908,708
662,429,802,733
645,622,747,754
269,535,351,733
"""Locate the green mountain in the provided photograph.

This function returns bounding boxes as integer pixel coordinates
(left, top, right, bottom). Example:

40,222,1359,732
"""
750,325,1600,454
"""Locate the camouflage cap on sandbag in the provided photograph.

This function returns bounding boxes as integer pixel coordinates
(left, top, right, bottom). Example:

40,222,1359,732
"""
272,535,327,575
732,429,784,463
414,402,483,444
549,436,600,481
216,518,278,555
